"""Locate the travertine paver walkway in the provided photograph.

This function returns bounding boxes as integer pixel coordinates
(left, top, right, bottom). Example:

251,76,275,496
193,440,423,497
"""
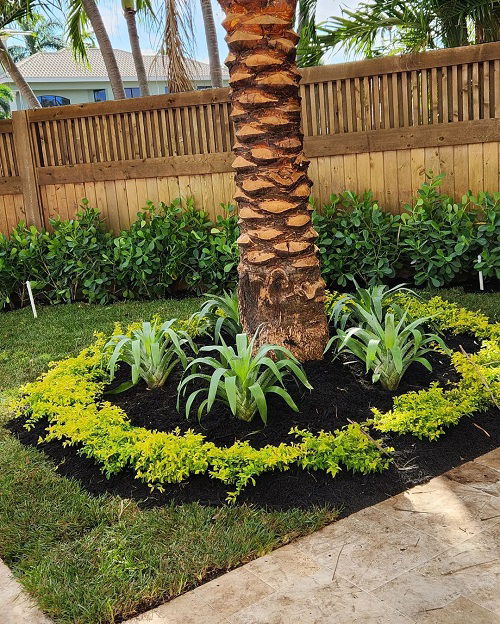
1,449,499,624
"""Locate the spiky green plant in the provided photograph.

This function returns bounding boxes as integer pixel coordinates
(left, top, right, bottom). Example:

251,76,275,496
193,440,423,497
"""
329,283,418,329
106,318,196,392
196,290,241,343
326,303,449,391
178,332,312,424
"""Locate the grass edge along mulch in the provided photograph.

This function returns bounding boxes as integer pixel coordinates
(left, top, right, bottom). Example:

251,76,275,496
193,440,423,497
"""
0,297,335,624
0,288,498,624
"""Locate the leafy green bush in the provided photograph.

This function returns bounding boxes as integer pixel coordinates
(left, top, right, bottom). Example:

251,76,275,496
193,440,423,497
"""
183,206,239,293
0,200,239,310
399,175,478,287
178,332,312,423
106,318,196,392
313,191,401,287
471,191,500,280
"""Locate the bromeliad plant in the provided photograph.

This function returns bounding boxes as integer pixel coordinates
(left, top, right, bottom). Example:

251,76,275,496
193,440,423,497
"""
328,283,418,329
106,318,196,392
326,302,449,391
178,332,312,424
195,290,242,343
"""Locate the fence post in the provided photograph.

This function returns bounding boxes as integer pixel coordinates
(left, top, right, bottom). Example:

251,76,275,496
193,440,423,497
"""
11,109,43,229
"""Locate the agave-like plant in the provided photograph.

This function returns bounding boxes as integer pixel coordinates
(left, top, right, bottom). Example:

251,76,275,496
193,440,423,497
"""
195,290,242,343
329,283,418,330
106,318,196,392
178,332,312,424
326,303,449,391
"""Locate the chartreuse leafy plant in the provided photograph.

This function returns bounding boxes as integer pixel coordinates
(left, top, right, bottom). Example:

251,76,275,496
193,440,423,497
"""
13,327,390,502
178,333,312,424
195,290,241,343
326,300,449,391
105,318,197,392
370,340,500,439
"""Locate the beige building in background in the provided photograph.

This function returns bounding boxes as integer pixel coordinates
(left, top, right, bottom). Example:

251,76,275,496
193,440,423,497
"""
0,48,229,110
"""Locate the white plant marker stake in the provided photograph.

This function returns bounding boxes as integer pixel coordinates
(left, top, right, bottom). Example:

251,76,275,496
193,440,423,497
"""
477,255,484,291
26,281,38,318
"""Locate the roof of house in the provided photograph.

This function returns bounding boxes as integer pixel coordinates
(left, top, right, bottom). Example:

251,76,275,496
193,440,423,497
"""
0,48,228,83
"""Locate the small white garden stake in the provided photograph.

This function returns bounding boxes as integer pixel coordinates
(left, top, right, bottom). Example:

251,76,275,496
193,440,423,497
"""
26,281,38,318
477,255,484,291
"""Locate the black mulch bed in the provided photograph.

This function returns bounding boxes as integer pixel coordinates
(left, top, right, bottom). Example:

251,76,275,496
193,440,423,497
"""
7,332,499,519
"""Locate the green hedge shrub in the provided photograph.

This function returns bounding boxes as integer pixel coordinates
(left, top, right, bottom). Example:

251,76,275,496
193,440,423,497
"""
0,199,239,309
1,175,498,311
313,191,401,287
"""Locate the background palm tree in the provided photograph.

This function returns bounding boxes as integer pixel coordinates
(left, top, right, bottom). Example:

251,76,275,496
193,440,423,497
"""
0,1,41,108
162,0,194,92
122,0,151,96
67,0,125,98
0,84,14,118
199,0,222,87
296,0,323,67
7,14,64,62
306,0,500,60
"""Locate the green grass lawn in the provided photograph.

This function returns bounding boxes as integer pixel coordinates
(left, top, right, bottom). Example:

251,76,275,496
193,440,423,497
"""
0,296,335,624
0,288,498,624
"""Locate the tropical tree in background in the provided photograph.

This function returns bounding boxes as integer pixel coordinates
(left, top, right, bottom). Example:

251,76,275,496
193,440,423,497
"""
0,1,41,108
305,0,500,60
7,14,64,62
67,0,125,98
296,0,323,67
162,0,194,92
217,0,328,361
0,84,14,117
122,0,151,95
200,0,222,87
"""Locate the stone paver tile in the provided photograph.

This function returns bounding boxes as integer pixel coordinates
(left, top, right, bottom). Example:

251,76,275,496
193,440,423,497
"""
444,461,500,496
227,572,413,624
124,591,230,624
376,474,500,546
413,596,499,624
245,543,323,590
0,560,52,624
375,522,500,618
475,448,500,473
295,506,445,591
190,566,275,617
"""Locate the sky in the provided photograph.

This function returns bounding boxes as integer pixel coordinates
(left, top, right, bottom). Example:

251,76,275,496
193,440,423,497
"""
91,0,355,66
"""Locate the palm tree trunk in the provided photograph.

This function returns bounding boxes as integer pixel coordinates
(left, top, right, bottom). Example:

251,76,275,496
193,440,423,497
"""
122,2,150,96
200,0,223,87
0,38,40,108
80,0,125,99
218,0,328,361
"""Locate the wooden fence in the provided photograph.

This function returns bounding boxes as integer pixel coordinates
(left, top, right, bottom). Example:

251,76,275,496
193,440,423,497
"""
0,42,499,235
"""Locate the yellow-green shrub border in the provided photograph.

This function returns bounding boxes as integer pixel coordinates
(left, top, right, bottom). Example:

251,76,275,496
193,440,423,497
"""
13,322,391,502
370,294,499,439
13,295,499,499
325,291,499,439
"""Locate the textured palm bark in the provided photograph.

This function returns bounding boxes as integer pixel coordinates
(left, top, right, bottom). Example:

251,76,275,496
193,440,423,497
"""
218,0,328,360
81,0,125,100
200,0,224,88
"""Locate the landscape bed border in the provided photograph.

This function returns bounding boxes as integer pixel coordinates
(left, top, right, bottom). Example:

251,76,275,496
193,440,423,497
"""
12,295,500,501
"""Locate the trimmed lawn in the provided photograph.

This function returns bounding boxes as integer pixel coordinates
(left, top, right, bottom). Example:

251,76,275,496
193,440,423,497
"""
0,288,498,623
0,296,334,624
